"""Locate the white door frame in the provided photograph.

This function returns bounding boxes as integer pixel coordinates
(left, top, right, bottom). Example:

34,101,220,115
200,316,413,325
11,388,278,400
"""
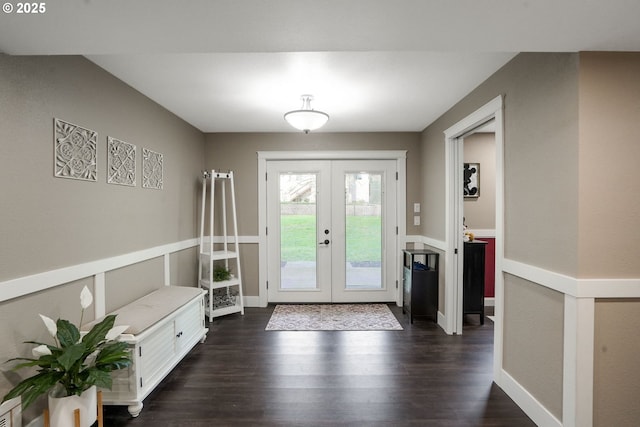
258,150,407,308
266,160,333,303
443,96,504,380
331,160,398,303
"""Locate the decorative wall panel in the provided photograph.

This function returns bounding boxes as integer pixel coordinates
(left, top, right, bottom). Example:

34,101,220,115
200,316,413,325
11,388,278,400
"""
107,137,136,186
54,118,97,181
142,148,163,190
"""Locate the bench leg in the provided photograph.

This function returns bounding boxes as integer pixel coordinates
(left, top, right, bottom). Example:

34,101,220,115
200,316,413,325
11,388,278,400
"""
128,402,143,418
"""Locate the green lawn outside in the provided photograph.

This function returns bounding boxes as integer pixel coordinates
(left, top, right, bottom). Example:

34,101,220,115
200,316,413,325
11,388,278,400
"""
280,214,381,262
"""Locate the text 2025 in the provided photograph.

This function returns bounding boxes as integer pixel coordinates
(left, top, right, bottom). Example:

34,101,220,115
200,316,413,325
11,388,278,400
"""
17,2,46,13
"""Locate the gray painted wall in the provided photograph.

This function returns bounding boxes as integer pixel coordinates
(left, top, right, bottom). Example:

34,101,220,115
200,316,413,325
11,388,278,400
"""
204,132,422,297
2,51,638,425
503,274,564,418
579,52,640,426
422,53,580,275
594,298,640,426
578,52,640,278
463,132,496,230
0,55,205,280
421,53,580,419
0,55,205,417
421,51,640,423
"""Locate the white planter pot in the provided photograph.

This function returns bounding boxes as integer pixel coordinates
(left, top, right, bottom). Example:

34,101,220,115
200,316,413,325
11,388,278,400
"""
48,385,97,427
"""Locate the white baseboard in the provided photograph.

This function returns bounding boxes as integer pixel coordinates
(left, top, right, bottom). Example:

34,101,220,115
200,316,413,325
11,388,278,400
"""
244,295,262,307
437,310,450,334
436,305,494,333
499,369,562,427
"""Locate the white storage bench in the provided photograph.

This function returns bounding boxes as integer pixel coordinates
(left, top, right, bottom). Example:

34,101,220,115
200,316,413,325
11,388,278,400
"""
82,286,208,417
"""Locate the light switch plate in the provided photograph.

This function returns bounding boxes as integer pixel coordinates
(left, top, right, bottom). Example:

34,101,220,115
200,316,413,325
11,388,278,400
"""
413,203,420,213
413,215,420,226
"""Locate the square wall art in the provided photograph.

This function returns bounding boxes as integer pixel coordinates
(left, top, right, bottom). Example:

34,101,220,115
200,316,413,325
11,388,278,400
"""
142,148,163,190
107,137,136,186
54,118,97,181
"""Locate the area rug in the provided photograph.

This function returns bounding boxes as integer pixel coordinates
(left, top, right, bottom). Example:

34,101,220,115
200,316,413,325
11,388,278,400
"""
265,304,403,331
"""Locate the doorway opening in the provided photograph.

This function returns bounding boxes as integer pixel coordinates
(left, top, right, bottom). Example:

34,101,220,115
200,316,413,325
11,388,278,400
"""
460,122,497,329
443,95,504,380
265,159,397,303
257,151,407,307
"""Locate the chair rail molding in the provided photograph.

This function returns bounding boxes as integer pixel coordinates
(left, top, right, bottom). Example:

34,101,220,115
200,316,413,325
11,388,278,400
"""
0,238,200,316
502,256,640,427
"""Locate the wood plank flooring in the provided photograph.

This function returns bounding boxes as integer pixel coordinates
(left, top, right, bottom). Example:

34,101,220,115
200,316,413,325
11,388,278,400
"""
103,305,535,426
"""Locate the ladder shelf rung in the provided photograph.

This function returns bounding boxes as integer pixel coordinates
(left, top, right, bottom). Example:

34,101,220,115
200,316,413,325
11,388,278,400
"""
199,278,241,290
206,304,243,318
199,250,238,261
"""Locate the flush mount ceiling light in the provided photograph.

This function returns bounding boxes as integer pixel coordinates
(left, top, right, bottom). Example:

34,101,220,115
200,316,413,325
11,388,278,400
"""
284,94,329,134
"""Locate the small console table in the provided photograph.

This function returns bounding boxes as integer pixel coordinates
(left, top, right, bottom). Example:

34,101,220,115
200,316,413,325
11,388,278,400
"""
402,249,439,323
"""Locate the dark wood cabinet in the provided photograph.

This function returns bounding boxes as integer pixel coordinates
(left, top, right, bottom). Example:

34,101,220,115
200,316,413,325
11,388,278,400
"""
402,249,439,323
463,240,487,324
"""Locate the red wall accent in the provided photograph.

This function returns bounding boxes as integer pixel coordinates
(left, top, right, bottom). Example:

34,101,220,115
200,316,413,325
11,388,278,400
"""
482,238,496,297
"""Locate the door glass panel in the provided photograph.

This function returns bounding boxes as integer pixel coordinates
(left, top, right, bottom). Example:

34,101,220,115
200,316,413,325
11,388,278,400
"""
280,173,317,289
345,172,382,289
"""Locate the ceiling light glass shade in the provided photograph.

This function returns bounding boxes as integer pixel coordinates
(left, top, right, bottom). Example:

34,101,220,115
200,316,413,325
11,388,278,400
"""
284,95,329,133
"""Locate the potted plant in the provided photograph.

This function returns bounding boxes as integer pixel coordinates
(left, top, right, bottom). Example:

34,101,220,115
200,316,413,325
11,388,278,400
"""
213,265,232,282
1,286,132,426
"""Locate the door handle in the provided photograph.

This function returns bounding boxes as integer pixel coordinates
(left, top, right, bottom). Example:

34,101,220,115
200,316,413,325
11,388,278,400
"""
319,239,330,245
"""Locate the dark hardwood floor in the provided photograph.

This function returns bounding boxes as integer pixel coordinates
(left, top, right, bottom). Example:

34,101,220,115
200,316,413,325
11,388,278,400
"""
103,305,535,426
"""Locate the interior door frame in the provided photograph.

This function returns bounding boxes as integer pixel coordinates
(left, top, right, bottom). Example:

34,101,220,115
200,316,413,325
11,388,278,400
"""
258,150,407,308
443,95,504,380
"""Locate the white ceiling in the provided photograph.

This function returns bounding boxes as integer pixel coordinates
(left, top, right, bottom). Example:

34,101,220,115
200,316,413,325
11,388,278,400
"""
1,0,639,133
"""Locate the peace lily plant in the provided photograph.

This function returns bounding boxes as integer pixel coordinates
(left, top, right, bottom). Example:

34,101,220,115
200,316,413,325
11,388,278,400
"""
2,286,132,409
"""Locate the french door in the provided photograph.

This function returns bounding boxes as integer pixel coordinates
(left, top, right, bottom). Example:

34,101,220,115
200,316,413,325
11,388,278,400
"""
266,159,397,303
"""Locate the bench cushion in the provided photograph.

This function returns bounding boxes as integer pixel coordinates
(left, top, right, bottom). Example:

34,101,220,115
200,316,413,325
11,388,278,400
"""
82,286,203,335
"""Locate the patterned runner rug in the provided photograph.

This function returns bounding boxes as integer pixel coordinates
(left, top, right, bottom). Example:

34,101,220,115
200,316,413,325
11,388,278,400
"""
265,304,403,331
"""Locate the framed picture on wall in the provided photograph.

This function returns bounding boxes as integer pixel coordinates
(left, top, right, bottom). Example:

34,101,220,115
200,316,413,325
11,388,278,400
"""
464,163,480,198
